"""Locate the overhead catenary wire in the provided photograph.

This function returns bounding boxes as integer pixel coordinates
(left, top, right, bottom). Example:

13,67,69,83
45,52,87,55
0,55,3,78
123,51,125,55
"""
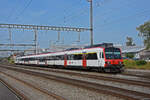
7,7,17,21
94,0,138,19
98,9,150,29
15,0,33,20
48,0,87,24
95,0,111,7
48,1,83,23
93,10,150,34
91,0,150,31
63,9,89,25
6,1,29,22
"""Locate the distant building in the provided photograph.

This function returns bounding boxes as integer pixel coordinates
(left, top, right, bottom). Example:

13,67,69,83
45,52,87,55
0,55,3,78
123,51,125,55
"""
116,45,150,60
139,50,150,61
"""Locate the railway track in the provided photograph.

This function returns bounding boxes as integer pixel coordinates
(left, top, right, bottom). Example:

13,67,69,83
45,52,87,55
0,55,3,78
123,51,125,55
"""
0,64,150,100
13,64,150,80
121,73,150,80
9,64,150,88
0,69,66,100
0,77,28,100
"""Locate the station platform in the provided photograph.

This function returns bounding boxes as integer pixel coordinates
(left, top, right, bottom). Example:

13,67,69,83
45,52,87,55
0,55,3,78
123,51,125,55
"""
0,82,19,100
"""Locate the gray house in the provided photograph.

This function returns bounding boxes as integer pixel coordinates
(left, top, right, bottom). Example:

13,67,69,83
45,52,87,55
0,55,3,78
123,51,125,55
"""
115,45,148,60
139,50,150,61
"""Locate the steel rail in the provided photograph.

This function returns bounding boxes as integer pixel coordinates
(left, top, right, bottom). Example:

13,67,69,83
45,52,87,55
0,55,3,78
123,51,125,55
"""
0,70,66,100
11,64,150,88
1,65,150,100
121,73,150,80
33,67,150,87
0,77,29,100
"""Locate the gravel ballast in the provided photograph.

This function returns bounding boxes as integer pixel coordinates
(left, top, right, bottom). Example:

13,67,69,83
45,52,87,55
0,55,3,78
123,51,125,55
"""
0,68,124,100
15,67,150,94
0,72,56,100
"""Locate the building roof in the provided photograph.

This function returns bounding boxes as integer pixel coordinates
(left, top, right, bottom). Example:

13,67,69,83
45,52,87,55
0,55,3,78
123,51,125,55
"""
116,46,145,53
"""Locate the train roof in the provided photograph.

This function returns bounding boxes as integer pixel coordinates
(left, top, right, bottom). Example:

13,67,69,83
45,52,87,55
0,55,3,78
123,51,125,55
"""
17,43,115,58
84,43,113,49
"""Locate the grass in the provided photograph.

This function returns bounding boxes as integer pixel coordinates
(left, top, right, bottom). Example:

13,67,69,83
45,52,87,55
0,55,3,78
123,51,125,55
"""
123,59,150,70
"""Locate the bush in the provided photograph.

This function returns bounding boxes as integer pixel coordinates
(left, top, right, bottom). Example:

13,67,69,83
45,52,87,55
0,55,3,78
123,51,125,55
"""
123,59,136,67
125,53,134,59
123,59,150,69
136,60,147,66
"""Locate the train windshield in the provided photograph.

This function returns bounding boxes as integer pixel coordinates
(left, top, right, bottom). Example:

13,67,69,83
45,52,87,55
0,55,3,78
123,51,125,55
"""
105,48,121,59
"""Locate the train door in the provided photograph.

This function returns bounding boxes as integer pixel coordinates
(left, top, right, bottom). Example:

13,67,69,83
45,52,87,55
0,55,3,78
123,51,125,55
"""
98,52,101,66
99,52,104,67
86,52,98,67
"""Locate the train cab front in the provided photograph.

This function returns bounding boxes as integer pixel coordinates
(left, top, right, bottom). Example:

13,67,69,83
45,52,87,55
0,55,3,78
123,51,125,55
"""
103,47,124,73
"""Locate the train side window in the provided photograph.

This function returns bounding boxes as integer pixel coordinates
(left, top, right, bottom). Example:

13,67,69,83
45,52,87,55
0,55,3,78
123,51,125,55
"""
56,55,64,60
45,56,48,60
39,57,45,62
102,52,104,58
51,56,55,60
70,55,74,60
67,55,70,60
86,53,98,60
53,56,57,60
73,54,82,60
34,57,37,60
60,55,64,60
33,57,36,61
100,52,101,58
55,56,59,60
67,55,74,60
48,56,53,60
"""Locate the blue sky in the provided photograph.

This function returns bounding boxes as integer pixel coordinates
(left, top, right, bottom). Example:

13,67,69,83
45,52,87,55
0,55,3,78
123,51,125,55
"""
0,0,150,48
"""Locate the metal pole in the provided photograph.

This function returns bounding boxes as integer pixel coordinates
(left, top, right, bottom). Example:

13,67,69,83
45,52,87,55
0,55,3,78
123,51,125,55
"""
90,0,93,46
34,30,38,54
8,28,12,45
78,32,80,42
57,31,60,42
8,28,13,54
88,0,94,46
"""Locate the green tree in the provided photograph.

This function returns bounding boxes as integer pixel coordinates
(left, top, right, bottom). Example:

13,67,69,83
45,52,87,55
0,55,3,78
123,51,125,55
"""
137,20,150,49
126,37,136,46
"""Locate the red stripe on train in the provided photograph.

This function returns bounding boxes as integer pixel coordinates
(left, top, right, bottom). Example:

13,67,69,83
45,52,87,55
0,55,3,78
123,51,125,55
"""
64,55,67,67
82,54,86,68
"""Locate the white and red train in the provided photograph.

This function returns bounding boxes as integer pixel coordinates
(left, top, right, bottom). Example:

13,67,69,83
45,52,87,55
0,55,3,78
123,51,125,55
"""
15,43,124,73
